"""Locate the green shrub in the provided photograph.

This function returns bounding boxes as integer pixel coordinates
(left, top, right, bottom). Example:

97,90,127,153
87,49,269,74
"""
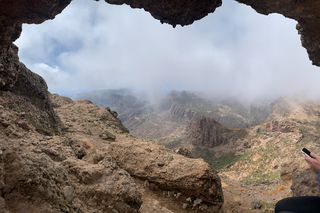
192,146,248,171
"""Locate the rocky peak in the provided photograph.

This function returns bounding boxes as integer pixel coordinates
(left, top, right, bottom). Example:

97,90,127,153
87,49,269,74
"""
187,116,247,148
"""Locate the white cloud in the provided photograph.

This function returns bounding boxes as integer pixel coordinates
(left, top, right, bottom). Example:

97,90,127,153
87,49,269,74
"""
30,63,71,92
15,0,320,101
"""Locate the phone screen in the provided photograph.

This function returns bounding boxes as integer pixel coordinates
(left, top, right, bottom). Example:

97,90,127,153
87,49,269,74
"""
302,147,314,158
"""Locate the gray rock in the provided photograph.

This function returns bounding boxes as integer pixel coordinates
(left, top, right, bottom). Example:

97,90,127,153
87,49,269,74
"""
182,203,188,209
63,186,74,202
251,199,263,209
193,198,202,207
99,131,116,141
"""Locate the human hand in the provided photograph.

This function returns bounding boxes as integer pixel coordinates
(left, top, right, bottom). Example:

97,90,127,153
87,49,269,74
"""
304,152,320,173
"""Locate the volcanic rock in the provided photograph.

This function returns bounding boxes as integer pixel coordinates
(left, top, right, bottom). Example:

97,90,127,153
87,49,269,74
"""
107,140,224,210
187,117,247,148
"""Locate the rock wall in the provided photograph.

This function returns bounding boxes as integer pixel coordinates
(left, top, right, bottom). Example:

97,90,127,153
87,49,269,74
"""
108,140,224,211
187,117,247,148
0,44,61,135
0,0,71,134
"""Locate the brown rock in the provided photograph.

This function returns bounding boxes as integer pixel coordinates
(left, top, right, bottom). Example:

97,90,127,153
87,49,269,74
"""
63,157,142,212
108,140,224,210
280,162,298,181
1,87,224,213
2,151,72,212
291,169,320,196
0,196,6,210
99,130,116,141
0,45,62,135
175,147,192,158
187,116,247,148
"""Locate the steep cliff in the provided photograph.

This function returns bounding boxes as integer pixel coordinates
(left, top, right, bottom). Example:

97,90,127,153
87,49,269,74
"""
0,44,61,135
187,117,247,148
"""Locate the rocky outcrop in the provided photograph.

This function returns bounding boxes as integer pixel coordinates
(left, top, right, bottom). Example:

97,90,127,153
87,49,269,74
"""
0,92,142,212
0,0,71,134
291,169,320,196
187,117,247,148
107,140,224,211
168,104,199,122
0,93,224,212
265,120,297,133
0,45,61,135
0,139,142,213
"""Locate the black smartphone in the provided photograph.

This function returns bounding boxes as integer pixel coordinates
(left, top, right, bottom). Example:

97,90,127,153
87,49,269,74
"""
301,147,315,158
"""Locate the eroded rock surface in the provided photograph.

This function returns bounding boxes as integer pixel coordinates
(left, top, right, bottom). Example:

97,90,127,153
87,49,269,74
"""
0,44,61,135
187,117,247,148
0,99,142,213
108,140,223,207
0,94,224,212
291,169,320,197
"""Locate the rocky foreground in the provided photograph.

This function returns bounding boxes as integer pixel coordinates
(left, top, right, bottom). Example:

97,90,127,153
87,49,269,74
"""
1,0,320,212
84,90,320,212
0,93,224,212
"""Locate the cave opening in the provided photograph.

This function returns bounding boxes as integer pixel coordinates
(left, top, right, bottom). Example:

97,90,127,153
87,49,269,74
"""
14,0,320,103
1,0,320,212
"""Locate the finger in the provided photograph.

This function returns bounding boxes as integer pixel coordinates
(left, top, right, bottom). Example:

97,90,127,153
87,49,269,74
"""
311,152,320,160
304,155,312,163
304,155,317,164
310,152,316,158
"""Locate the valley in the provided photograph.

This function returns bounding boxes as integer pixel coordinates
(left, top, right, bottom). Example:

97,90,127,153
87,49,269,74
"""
2,0,320,212
80,89,320,212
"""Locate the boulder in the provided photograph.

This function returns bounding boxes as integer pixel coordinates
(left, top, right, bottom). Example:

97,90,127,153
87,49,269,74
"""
108,140,224,210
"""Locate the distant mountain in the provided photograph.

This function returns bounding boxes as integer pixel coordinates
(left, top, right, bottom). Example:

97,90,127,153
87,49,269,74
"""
77,89,320,211
78,89,153,131
78,89,272,143
187,116,248,148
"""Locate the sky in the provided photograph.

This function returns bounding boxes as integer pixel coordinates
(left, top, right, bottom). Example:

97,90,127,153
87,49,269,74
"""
15,0,320,102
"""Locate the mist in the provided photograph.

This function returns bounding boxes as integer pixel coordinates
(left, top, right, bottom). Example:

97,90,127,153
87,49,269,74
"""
15,0,320,103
